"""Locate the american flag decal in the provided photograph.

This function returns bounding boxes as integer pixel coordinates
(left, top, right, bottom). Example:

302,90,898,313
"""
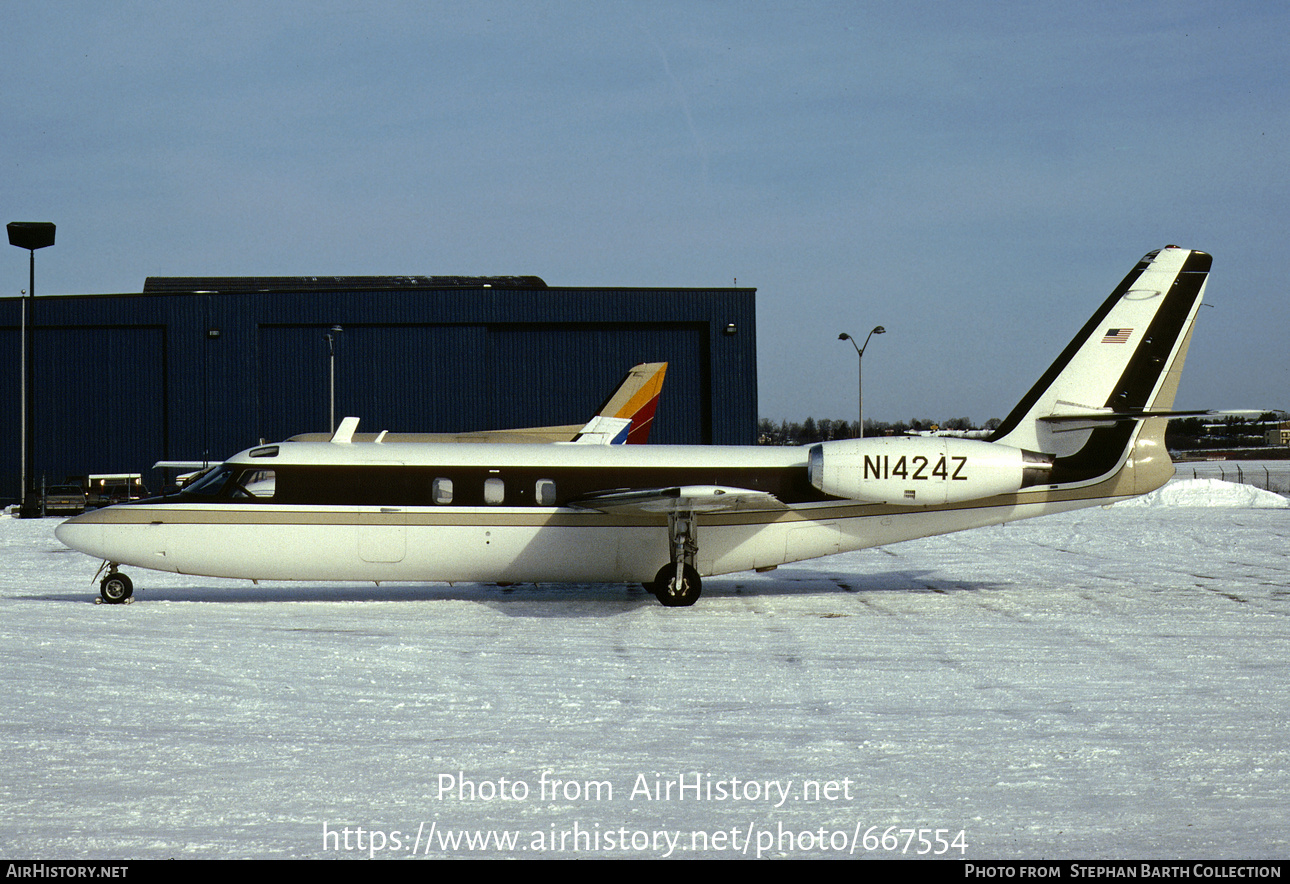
1101,328,1132,344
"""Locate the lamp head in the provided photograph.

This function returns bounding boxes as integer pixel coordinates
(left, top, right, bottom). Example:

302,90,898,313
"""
7,222,56,251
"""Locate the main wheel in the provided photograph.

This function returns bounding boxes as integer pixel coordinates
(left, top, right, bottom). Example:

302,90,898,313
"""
651,563,701,607
100,572,133,604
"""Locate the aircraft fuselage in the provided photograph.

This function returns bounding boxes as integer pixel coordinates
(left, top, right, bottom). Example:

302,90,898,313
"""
55,435,1136,585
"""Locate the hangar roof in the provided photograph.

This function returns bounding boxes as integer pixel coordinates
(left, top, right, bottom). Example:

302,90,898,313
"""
143,275,548,293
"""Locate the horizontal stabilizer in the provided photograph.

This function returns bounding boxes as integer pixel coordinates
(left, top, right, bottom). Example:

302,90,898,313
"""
1039,407,1212,433
569,415,632,445
1038,408,1263,432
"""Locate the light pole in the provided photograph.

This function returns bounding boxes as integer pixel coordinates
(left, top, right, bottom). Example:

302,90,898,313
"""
838,325,885,439
324,326,343,432
8,222,55,512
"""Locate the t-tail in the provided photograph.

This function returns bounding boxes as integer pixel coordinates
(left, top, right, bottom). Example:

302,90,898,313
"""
987,245,1212,499
808,247,1212,510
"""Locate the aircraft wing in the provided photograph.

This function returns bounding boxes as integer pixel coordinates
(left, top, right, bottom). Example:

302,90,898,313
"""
569,485,788,514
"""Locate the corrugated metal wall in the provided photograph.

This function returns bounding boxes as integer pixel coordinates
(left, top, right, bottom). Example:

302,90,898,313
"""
0,284,756,503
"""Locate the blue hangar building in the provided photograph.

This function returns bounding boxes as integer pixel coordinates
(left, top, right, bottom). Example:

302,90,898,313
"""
0,275,758,505
0,272,753,503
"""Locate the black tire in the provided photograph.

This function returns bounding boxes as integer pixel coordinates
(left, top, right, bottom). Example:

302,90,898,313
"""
100,573,133,604
651,563,701,607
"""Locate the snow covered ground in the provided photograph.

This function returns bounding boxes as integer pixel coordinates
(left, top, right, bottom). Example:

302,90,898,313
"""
2,479,1287,859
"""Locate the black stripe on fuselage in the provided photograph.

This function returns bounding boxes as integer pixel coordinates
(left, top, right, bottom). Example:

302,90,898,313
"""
178,462,828,508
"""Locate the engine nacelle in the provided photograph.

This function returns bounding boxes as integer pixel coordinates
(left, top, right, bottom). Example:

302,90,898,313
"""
807,436,1052,506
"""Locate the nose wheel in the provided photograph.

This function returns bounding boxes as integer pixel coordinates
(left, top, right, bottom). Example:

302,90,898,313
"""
98,566,134,604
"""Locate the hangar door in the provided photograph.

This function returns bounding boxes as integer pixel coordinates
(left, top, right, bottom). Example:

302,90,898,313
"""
32,326,167,485
484,323,707,445
256,323,707,444
256,325,489,442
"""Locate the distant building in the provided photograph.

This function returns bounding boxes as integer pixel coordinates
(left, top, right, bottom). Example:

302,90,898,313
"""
1,276,757,504
1266,421,1290,447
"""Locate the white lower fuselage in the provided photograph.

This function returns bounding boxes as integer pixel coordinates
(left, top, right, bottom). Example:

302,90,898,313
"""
55,492,1114,585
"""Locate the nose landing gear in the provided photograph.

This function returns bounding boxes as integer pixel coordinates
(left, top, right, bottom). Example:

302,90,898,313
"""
96,564,134,604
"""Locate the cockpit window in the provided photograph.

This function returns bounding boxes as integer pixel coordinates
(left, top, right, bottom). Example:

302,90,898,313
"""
183,464,235,496
180,465,275,500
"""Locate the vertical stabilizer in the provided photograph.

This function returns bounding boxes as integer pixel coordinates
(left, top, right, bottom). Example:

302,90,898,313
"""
989,247,1211,487
573,362,668,444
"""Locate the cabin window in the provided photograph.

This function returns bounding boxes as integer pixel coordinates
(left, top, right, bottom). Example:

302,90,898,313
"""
535,478,557,506
432,477,453,505
484,477,505,505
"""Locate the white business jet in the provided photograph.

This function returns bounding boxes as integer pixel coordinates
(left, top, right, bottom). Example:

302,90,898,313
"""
58,248,1213,606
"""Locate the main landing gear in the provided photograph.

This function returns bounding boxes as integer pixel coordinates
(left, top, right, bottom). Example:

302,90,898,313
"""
95,563,134,604
649,511,702,607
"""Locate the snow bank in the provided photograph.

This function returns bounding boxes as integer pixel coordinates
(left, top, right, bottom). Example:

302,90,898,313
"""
1115,477,1289,508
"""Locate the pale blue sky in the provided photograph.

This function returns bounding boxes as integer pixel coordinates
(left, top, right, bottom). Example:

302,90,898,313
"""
4,2,1286,426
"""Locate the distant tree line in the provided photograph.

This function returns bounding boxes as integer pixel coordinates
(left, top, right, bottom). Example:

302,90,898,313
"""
1166,412,1288,451
758,416,1001,446
759,412,1288,449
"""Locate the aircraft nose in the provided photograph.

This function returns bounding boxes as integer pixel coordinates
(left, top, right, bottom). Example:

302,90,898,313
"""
55,516,102,557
